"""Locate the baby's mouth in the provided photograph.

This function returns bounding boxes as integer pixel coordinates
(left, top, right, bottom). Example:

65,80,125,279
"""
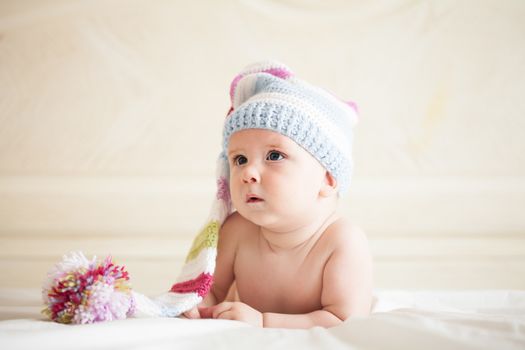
246,195,264,203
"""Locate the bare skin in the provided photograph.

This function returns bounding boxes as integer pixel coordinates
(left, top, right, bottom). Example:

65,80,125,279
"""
184,129,374,328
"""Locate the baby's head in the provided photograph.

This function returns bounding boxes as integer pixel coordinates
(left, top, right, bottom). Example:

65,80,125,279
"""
216,61,359,225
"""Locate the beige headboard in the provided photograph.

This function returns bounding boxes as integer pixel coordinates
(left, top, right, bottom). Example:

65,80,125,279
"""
1,0,524,293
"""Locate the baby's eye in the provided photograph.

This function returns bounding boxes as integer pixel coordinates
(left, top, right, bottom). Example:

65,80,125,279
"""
266,151,284,161
233,155,248,166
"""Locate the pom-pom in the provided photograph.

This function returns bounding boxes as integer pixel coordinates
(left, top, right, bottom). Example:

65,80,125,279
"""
42,251,135,324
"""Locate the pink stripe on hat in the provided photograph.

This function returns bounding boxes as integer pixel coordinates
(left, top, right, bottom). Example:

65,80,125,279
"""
345,100,359,116
229,62,294,102
170,272,214,298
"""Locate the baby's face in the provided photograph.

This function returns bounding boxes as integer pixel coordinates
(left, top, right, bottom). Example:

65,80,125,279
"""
227,129,329,230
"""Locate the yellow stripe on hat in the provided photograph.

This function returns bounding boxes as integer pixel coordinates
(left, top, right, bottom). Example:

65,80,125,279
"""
185,221,219,263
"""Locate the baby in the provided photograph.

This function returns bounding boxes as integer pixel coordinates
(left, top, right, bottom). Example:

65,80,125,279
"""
173,61,373,328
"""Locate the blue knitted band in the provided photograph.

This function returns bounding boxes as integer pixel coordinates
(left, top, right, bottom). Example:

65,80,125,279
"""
222,61,358,194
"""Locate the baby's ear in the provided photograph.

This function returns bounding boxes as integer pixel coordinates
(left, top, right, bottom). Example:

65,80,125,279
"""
319,171,338,197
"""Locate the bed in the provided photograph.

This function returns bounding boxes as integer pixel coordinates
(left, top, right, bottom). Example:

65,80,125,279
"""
1,288,524,350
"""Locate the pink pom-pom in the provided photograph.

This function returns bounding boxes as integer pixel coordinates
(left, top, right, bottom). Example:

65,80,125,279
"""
42,252,135,324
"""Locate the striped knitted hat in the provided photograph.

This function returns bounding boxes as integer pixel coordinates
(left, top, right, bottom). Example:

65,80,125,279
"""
150,61,358,317
223,60,358,193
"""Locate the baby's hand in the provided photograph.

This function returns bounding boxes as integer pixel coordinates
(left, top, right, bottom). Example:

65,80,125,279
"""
198,302,263,327
182,306,200,319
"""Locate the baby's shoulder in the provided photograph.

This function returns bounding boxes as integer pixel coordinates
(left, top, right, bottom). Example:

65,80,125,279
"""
219,211,258,241
222,211,255,230
322,218,368,252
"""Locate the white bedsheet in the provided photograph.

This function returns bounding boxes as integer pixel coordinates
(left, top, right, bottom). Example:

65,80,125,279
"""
0,288,524,350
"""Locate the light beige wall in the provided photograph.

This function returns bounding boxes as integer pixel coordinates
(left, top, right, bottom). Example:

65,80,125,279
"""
1,0,524,294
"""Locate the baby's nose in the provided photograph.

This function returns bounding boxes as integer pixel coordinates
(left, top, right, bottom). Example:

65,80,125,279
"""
242,164,260,183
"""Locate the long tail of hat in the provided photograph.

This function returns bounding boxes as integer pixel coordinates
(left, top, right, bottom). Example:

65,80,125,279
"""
135,156,232,317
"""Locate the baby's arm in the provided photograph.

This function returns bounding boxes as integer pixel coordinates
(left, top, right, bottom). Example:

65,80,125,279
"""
263,223,374,328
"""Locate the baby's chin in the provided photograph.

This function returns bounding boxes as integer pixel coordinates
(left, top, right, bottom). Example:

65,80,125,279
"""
234,206,306,231
233,204,278,227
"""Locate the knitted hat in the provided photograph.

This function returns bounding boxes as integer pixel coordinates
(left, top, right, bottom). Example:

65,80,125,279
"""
223,61,358,193
151,61,358,317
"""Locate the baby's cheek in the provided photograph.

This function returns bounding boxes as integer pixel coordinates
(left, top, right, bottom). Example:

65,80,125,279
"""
229,187,242,207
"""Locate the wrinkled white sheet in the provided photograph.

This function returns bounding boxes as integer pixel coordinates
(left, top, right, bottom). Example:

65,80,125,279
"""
0,288,524,350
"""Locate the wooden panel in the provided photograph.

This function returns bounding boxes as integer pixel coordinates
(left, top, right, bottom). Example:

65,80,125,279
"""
0,177,214,235
346,177,525,236
0,237,192,259
374,260,525,289
1,176,524,236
